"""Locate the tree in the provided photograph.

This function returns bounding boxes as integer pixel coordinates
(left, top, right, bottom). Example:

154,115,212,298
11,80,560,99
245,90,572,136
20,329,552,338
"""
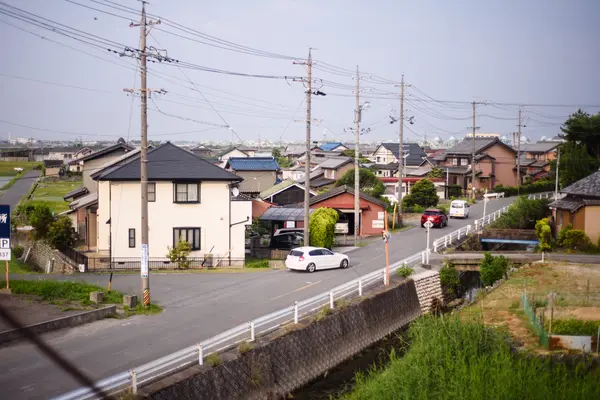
480,252,509,286
549,142,597,188
560,109,600,161
47,217,77,250
309,208,339,249
427,167,444,179
336,168,385,197
271,148,293,168
403,179,439,208
29,203,53,240
534,218,553,252
271,148,282,158
167,240,192,269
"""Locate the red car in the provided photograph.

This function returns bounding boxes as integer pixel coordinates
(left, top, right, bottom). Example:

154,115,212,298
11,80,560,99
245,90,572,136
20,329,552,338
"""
421,209,448,228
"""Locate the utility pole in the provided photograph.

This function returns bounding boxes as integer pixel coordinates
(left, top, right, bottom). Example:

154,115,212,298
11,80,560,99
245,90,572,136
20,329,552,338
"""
517,106,522,195
395,75,410,224
129,1,160,308
554,146,560,201
354,65,360,246
469,101,481,199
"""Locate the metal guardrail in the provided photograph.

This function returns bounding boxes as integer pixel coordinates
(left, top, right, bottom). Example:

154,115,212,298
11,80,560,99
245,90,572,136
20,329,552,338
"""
527,192,566,200
55,202,511,399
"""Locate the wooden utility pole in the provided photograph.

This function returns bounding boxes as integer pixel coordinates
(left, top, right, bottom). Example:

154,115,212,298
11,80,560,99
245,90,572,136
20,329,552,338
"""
129,1,160,308
303,49,313,246
395,75,410,224
354,66,360,246
469,101,481,199
517,107,522,194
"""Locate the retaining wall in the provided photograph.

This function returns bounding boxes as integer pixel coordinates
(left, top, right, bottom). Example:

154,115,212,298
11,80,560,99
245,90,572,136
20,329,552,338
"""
27,241,76,274
143,277,423,400
413,270,443,314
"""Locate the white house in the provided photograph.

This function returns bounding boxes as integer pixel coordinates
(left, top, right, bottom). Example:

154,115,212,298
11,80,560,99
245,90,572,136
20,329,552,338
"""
94,142,252,264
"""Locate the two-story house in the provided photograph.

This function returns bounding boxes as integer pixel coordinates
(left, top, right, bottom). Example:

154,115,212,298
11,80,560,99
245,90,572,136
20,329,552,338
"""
432,137,517,191
225,157,281,196
319,142,348,152
518,141,559,181
371,142,427,177
217,145,257,167
94,142,251,263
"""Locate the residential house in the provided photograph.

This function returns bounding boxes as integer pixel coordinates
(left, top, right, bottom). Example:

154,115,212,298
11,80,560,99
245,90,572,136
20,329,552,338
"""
225,157,281,196
319,156,353,180
94,142,251,262
190,145,214,158
431,137,517,191
371,143,427,177
517,141,559,181
259,179,315,206
379,177,447,203
319,142,348,152
33,147,86,164
43,160,63,177
345,143,378,162
297,168,336,191
218,145,257,164
0,146,30,161
281,165,305,181
283,144,315,162
549,170,600,244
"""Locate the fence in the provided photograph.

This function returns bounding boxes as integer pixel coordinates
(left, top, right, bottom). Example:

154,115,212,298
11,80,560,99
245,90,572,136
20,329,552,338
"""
59,247,89,268
527,192,566,200
522,291,550,347
55,203,511,400
432,205,511,253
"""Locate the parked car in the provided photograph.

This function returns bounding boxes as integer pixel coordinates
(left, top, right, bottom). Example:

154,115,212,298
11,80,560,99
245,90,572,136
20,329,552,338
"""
269,232,304,250
273,228,304,236
285,246,349,273
421,209,448,228
449,200,470,219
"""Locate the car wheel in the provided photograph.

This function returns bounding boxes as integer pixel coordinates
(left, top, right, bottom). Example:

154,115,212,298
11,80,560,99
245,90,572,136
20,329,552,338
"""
340,259,349,269
306,263,316,273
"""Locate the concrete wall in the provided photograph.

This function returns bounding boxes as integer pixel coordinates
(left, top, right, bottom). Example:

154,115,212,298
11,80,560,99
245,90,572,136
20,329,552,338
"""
584,206,600,244
412,270,443,314
144,278,422,400
234,170,277,194
97,180,251,260
27,241,76,273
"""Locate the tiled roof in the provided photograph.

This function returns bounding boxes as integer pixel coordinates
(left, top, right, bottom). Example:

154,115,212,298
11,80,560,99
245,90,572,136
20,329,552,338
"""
520,142,559,153
310,178,336,188
445,137,516,155
560,170,600,198
96,142,242,181
90,148,141,179
548,196,600,212
63,187,88,201
70,192,98,210
308,185,387,208
226,157,280,171
318,156,352,169
259,179,303,199
43,160,63,168
319,142,346,151
378,142,427,166
78,141,134,162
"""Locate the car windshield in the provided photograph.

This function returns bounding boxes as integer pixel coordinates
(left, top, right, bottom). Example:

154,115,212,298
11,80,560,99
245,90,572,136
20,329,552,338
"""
424,210,440,216
451,202,464,208
289,250,303,257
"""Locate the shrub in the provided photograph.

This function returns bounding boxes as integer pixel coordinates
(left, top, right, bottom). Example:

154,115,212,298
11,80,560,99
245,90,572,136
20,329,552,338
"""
315,305,332,321
166,240,192,269
560,229,592,252
309,207,339,249
12,245,24,259
534,218,553,252
490,197,551,230
47,217,77,250
412,205,425,214
238,341,254,354
557,224,573,246
480,252,509,286
395,264,414,278
206,353,221,367
245,259,269,268
29,203,53,240
439,262,460,294
438,204,449,215
549,319,600,336
407,179,439,208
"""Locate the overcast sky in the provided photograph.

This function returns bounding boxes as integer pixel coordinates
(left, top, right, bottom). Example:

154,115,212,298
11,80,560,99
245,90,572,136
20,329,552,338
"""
1,0,599,145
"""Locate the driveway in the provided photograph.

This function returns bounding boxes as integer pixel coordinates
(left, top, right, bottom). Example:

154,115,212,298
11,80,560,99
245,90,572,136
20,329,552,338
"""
0,170,41,210
0,196,514,399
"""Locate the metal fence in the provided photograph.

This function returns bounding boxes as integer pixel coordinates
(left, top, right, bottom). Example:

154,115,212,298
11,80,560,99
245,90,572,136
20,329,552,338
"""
522,291,550,347
527,192,566,200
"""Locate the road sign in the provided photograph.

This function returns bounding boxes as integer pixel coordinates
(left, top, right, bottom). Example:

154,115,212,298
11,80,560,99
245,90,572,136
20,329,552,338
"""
0,249,10,261
372,220,384,229
424,220,434,229
0,205,10,239
377,211,385,220
0,238,9,249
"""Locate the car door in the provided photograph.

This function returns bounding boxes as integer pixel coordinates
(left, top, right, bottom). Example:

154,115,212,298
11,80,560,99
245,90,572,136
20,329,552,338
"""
320,249,337,269
308,249,324,269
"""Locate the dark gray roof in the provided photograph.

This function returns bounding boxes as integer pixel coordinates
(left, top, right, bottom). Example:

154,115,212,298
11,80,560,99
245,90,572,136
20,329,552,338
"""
445,137,516,156
95,142,242,182
520,142,559,154
260,207,315,221
560,170,600,198
64,187,89,201
43,160,63,168
319,156,353,169
78,142,134,162
310,177,336,188
378,143,427,166
548,196,600,212
308,185,387,208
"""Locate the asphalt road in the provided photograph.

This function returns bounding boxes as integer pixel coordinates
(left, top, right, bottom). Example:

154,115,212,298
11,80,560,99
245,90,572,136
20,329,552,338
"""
0,196,514,399
0,170,40,210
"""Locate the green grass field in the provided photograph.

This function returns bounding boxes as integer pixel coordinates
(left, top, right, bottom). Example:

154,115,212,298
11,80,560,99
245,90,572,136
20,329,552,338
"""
24,179,82,213
0,161,40,176
7,255,41,274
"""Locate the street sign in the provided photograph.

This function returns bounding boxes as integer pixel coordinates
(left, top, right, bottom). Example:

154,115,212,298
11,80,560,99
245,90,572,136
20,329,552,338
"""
424,220,434,229
0,249,10,261
0,205,10,261
372,220,384,229
377,211,385,220
0,238,10,249
141,244,149,278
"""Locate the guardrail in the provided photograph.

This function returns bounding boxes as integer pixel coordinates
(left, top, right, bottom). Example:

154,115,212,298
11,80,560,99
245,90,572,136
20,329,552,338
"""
527,192,566,200
483,192,505,199
55,200,514,400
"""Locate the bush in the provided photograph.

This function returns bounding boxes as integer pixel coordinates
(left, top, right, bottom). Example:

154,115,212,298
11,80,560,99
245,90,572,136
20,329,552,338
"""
166,240,192,269
47,217,77,250
534,218,553,252
438,204,449,215
560,229,593,252
395,264,414,278
493,180,555,197
245,259,269,268
480,252,509,286
439,262,460,294
490,197,551,230
549,319,600,336
557,224,572,246
407,179,439,208
12,245,24,259
29,203,53,240
309,208,339,249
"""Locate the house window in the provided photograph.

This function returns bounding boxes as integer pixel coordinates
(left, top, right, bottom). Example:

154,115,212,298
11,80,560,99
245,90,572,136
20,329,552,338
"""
376,156,381,163
461,158,468,166
173,183,199,203
452,158,458,166
148,182,156,202
173,227,201,250
128,229,135,248
324,169,335,179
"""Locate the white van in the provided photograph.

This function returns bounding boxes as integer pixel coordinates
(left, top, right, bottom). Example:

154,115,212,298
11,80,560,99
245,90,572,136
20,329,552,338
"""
449,200,470,219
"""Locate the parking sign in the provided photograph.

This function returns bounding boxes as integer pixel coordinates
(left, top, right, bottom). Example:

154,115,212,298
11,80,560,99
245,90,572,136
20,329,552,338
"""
0,205,10,261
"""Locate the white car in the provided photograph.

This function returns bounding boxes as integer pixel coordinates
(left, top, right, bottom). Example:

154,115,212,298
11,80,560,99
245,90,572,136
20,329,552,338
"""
449,200,470,219
285,246,349,273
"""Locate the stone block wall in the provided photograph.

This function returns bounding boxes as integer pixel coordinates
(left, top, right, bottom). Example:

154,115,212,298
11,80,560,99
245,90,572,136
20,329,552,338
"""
144,278,423,400
413,270,443,314
27,241,76,274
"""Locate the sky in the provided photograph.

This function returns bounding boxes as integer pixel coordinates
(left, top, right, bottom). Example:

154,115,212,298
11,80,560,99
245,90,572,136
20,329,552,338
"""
1,0,599,145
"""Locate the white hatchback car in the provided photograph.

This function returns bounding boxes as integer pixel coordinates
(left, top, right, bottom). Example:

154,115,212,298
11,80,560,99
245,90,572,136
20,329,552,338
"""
285,246,349,273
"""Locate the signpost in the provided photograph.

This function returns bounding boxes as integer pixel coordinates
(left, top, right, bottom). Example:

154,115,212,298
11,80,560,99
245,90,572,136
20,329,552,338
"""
482,196,490,227
382,211,391,286
0,205,10,291
424,220,433,264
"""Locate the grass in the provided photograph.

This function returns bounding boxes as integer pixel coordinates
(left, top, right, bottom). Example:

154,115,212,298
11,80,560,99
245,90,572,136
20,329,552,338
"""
206,353,222,367
124,303,163,316
1,279,123,305
0,161,40,176
238,340,254,354
341,316,600,400
245,258,270,268
314,305,332,322
6,255,41,274
1,170,24,190
24,179,82,214
395,264,414,278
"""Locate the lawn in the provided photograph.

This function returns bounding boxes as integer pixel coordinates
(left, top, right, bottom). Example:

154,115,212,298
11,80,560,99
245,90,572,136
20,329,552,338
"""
6,255,41,274
0,161,40,176
24,179,82,213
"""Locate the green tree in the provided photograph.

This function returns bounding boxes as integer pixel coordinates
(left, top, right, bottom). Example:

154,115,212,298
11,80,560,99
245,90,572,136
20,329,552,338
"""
309,208,339,249
47,216,77,250
549,142,597,188
480,252,509,286
271,148,292,168
560,109,600,161
534,218,553,252
167,240,193,269
271,148,282,158
439,262,460,295
403,179,439,208
29,203,54,240
336,168,386,197
427,167,444,179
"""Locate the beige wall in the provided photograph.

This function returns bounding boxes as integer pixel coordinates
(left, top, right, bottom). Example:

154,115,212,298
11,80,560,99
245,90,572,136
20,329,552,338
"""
373,147,395,164
584,206,600,244
235,170,277,193
83,150,128,192
97,180,251,259
484,144,516,187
